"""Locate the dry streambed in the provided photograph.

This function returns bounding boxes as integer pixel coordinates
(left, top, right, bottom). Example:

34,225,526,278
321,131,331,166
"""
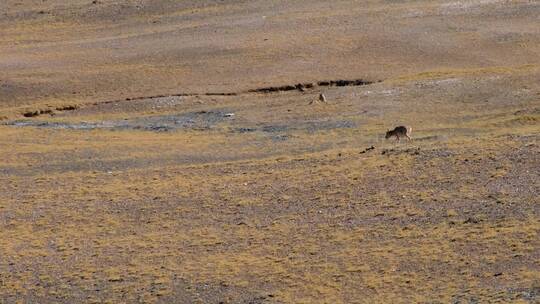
7,111,357,134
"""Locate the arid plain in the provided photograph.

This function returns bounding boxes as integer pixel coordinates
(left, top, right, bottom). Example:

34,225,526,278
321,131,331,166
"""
0,0,539,303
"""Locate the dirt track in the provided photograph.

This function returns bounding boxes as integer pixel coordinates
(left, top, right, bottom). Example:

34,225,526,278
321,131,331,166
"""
1,0,539,303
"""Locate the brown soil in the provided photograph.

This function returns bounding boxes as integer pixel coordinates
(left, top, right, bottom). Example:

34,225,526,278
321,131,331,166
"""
1,0,539,303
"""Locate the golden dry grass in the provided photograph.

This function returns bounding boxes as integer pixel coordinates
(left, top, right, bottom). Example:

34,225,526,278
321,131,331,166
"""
1,71,539,302
1,0,540,303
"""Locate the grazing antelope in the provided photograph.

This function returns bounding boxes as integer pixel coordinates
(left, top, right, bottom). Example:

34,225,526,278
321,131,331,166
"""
309,93,328,105
385,126,412,142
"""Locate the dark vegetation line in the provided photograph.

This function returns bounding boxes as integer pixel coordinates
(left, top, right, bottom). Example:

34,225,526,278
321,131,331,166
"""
20,78,380,118
247,79,375,93
22,106,79,117
23,109,54,117
123,92,238,102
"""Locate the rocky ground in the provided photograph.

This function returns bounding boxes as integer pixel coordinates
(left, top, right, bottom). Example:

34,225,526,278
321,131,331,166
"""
1,0,539,303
